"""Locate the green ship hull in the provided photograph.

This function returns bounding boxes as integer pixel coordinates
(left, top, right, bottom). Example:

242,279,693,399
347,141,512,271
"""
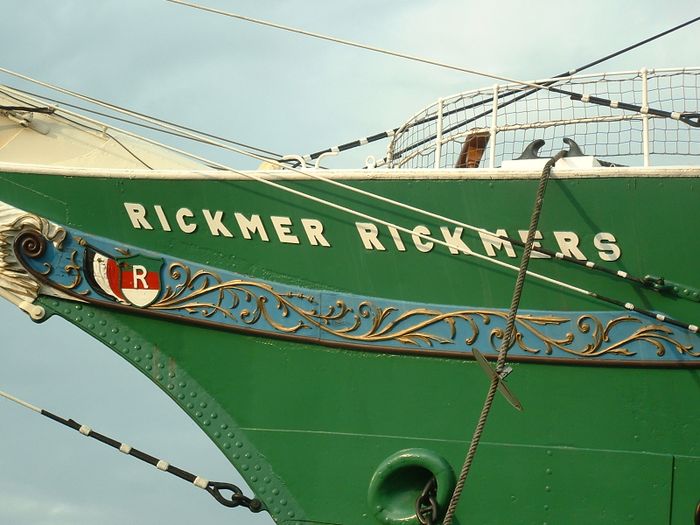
1,67,699,525
0,166,698,525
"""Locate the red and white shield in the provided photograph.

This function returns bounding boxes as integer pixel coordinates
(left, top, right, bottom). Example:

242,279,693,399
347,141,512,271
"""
89,252,163,308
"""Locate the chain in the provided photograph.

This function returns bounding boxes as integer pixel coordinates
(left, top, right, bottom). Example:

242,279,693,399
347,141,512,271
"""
207,481,264,512
415,477,438,525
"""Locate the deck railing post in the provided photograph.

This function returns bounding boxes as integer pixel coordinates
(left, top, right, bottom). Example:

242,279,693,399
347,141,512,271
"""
489,84,499,168
434,98,444,169
641,67,650,167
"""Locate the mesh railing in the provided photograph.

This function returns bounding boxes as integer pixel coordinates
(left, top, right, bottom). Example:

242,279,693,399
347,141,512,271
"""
387,68,700,169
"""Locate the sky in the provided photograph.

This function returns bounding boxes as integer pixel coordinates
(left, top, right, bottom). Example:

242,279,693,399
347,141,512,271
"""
1,1,699,524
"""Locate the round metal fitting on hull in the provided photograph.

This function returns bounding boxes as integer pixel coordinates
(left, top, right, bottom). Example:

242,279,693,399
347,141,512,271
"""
368,448,455,525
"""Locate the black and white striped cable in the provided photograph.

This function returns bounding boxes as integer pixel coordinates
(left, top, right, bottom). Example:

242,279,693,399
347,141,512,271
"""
1,71,697,334
168,1,700,129
0,390,264,512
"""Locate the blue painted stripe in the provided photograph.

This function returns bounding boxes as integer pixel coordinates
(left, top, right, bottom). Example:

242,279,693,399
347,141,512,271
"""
17,228,700,364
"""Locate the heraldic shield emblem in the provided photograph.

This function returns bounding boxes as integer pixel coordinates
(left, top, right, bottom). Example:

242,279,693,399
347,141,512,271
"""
85,248,164,308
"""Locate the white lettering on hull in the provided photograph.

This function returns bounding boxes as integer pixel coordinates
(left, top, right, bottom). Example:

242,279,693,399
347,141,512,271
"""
518,230,549,259
124,203,153,230
203,209,233,237
479,229,515,258
412,225,434,253
235,213,269,241
153,205,172,232
387,226,406,251
301,219,331,247
552,231,586,260
356,222,385,251
271,216,300,244
175,208,197,234
594,232,621,261
123,203,622,262
440,227,472,255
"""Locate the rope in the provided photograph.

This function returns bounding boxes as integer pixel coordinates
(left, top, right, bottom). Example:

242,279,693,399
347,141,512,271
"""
0,83,677,297
1,88,281,164
166,0,700,130
442,151,566,525
300,15,700,162
0,85,669,299
1,74,698,334
0,104,54,114
166,0,550,88
0,85,681,297
4,88,682,304
3,78,689,303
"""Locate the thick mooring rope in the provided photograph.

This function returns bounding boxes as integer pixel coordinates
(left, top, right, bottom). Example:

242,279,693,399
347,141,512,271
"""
442,150,566,525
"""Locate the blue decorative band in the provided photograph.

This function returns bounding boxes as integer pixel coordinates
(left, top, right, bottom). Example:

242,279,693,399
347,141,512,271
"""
12,224,700,365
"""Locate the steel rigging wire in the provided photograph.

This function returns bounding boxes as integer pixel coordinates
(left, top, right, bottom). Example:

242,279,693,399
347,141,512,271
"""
1,79,683,305
0,71,698,335
166,0,700,163
5,10,699,297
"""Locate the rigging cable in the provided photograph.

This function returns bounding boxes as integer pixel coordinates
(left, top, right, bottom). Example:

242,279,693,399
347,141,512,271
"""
0,84,234,171
0,104,54,114
0,71,697,335
0,75,677,295
361,14,700,164
0,88,153,170
8,86,282,163
0,388,264,513
1,88,282,163
2,84,672,297
166,1,700,140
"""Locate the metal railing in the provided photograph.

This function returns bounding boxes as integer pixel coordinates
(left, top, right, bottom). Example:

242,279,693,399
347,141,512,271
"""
387,67,700,169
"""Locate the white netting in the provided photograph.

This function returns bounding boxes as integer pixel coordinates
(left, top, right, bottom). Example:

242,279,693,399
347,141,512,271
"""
387,68,700,168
